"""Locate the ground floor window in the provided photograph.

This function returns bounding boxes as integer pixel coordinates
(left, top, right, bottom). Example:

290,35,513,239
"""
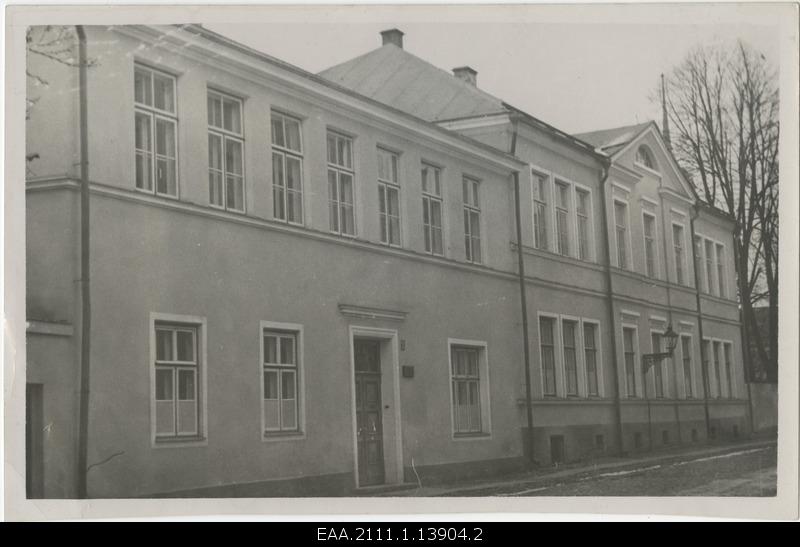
262,327,302,434
449,340,490,436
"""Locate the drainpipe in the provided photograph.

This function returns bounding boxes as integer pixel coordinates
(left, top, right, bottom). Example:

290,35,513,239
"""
509,118,536,465
597,162,626,456
689,206,712,440
75,25,91,499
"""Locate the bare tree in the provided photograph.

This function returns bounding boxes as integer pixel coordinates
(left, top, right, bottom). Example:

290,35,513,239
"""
663,40,778,383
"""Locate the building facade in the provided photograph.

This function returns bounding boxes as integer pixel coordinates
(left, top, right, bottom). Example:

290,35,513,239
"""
25,25,749,498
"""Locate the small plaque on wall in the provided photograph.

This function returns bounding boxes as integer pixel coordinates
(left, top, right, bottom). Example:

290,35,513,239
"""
401,365,414,378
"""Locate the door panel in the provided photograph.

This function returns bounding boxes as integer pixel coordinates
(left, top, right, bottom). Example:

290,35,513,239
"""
354,339,384,486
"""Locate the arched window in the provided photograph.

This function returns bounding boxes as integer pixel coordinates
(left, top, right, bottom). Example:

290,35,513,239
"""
635,145,657,170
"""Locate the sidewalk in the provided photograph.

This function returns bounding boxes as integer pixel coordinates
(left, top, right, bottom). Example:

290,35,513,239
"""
373,437,777,497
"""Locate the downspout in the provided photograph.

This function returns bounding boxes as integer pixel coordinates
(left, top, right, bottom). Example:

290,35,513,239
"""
597,161,626,456
689,206,712,439
75,25,91,499
509,118,536,465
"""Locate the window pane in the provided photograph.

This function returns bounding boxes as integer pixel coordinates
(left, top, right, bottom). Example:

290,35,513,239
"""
178,369,196,400
226,175,244,211
156,329,173,361
207,94,222,128
177,400,197,435
156,400,175,436
327,134,337,164
273,153,286,219
153,73,174,112
281,370,296,399
271,116,285,148
155,368,173,400
225,138,243,176
284,118,301,152
281,400,297,430
264,369,279,399
286,156,302,191
264,335,278,364
176,330,194,362
134,67,152,106
280,336,295,365
223,98,242,134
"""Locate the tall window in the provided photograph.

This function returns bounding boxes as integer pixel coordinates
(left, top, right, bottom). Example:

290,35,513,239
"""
563,320,578,396
421,163,444,255
555,181,570,256
576,189,590,261
532,173,548,250
584,322,599,396
540,317,557,396
651,332,665,398
463,176,481,263
643,213,657,278
694,235,705,291
262,331,299,433
327,132,355,236
614,201,628,269
271,111,303,224
623,327,637,397
636,145,656,170
673,224,686,285
712,341,722,398
154,324,199,438
451,346,481,434
134,64,177,196
705,240,716,295
724,343,734,398
716,244,726,297
377,148,401,246
681,335,693,398
208,90,244,212
702,339,712,395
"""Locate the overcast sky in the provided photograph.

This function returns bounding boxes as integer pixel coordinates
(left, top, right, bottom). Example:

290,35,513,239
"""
206,4,780,135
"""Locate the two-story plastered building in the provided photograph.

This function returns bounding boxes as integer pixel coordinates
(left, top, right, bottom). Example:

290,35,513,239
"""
25,25,749,498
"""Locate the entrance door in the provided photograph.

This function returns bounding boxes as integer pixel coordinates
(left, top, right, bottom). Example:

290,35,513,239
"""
354,339,385,486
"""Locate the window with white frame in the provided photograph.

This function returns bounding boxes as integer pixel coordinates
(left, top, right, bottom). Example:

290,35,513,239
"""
723,343,734,398
712,340,722,398
583,322,600,397
207,90,244,212
327,131,356,236
271,111,303,224
705,239,716,295
539,317,557,396
651,332,665,398
643,213,658,278
576,188,591,261
462,176,482,263
377,148,401,246
262,329,300,433
614,201,629,269
715,243,726,298
694,235,705,291
421,163,444,255
702,339,712,395
681,335,693,398
673,224,686,285
154,323,200,439
449,344,486,435
554,180,571,256
134,64,178,196
532,172,549,250
623,326,638,397
562,319,579,396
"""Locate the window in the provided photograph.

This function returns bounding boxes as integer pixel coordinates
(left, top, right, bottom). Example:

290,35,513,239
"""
450,345,482,434
673,224,686,285
614,201,628,269
584,322,599,397
562,320,579,396
207,90,244,212
377,148,401,246
327,132,355,235
694,235,705,291
555,181,571,256
712,341,722,398
532,172,548,250
702,339,712,395
635,145,656,170
154,323,200,440
421,163,444,255
651,332,665,398
705,239,716,295
576,189,591,261
681,335,693,398
716,244,726,297
134,64,177,196
462,176,481,263
643,213,657,278
271,111,303,224
540,317,557,396
724,343,734,398
623,327,637,397
262,330,299,433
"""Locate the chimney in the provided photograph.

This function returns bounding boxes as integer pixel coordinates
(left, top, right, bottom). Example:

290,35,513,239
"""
453,66,477,87
380,28,404,49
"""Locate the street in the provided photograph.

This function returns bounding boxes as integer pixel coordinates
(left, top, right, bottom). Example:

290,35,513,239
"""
447,444,777,497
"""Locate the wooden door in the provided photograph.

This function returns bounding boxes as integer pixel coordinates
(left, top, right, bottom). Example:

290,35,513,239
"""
354,339,384,486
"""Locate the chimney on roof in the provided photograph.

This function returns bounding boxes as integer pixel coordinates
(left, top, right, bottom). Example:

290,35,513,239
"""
381,28,404,49
453,66,477,87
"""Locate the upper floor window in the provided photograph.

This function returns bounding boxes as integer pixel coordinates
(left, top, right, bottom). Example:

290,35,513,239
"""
694,235,705,291
672,223,686,285
539,316,557,396
554,181,571,256
462,176,482,264
421,163,444,255
532,172,549,250
377,148,401,246
643,213,658,278
207,90,244,212
271,111,303,224
715,243,726,298
575,189,591,261
704,239,716,295
635,145,657,171
614,201,629,269
327,131,355,236
134,64,177,197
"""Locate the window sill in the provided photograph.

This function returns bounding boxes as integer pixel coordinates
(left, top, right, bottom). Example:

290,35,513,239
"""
452,432,491,441
153,435,207,448
262,430,306,442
